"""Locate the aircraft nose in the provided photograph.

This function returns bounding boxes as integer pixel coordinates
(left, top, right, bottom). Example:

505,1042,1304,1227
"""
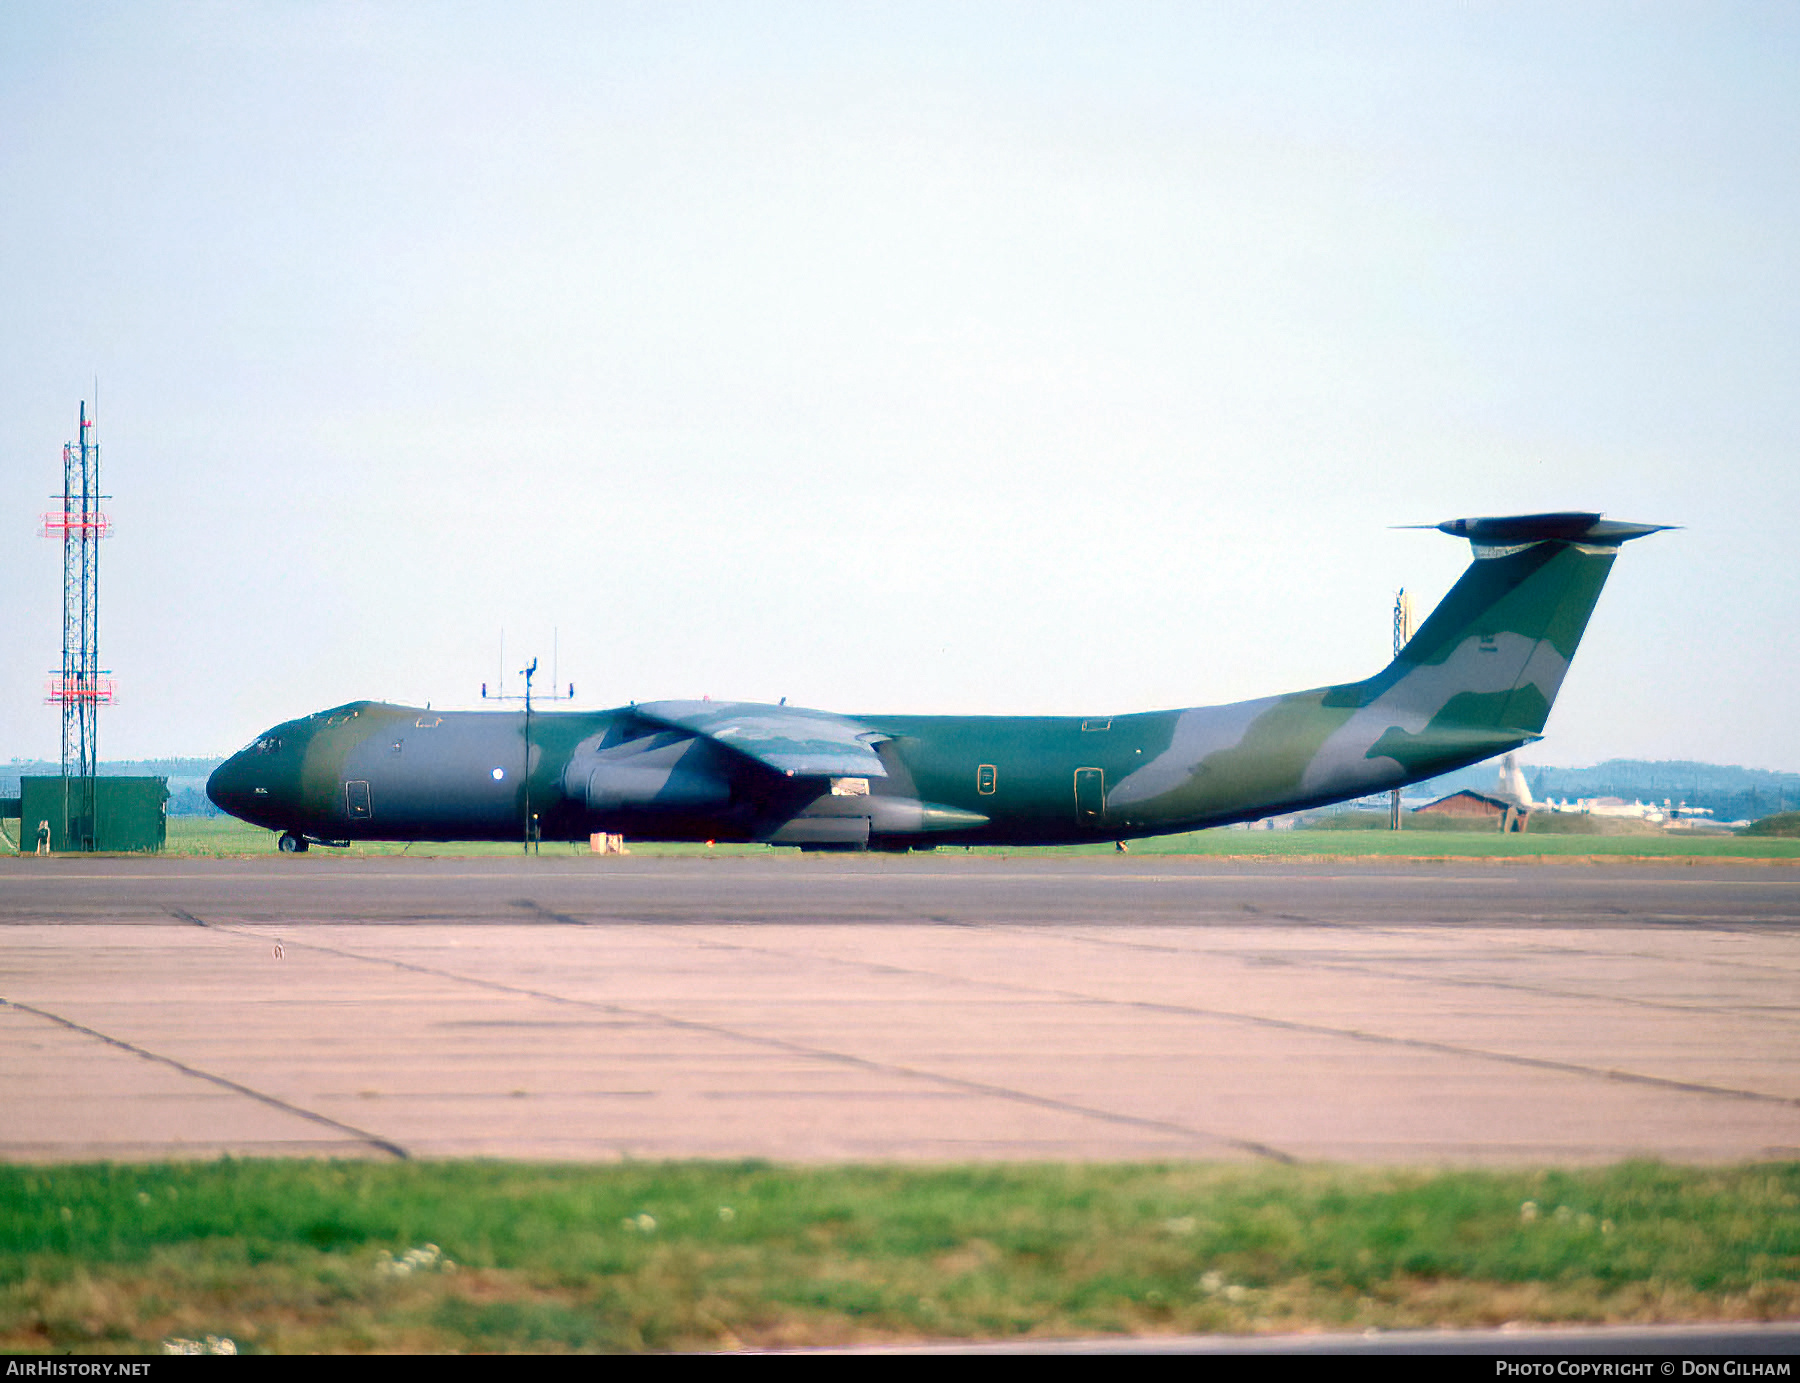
206,755,250,815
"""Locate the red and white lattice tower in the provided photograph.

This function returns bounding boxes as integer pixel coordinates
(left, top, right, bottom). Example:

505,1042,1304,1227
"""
41,401,111,847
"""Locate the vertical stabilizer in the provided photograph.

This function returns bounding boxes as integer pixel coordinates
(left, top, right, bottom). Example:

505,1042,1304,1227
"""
1308,514,1668,790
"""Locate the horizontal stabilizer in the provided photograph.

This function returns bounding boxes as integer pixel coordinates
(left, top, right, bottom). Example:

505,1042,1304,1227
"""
1432,513,1672,547
634,700,889,779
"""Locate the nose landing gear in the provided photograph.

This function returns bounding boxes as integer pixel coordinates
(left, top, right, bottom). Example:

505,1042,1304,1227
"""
277,831,310,853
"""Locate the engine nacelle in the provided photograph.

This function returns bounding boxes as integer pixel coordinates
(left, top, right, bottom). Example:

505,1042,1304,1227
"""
563,731,731,811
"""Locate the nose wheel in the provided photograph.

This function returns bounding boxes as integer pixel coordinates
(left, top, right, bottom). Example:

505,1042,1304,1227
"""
278,831,310,853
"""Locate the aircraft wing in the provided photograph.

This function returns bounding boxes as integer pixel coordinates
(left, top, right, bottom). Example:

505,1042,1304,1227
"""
632,700,889,779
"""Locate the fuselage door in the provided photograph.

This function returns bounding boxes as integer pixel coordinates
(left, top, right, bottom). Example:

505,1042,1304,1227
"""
1074,768,1104,828
346,780,372,820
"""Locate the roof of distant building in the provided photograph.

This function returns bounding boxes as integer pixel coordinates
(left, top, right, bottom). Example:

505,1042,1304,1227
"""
1415,790,1524,816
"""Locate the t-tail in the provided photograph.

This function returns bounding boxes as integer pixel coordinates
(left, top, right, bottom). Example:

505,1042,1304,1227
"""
1320,512,1670,791
1095,512,1670,832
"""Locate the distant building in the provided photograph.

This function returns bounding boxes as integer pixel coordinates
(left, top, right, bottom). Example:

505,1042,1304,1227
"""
1573,796,1664,822
1414,790,1529,831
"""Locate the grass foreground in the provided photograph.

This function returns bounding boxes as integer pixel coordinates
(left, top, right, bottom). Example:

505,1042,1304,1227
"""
139,817,1800,861
2,1160,1796,1353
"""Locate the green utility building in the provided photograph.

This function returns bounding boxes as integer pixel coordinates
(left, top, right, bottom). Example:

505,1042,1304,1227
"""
11,776,168,853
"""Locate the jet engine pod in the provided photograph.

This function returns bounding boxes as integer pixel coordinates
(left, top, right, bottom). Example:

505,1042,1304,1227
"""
565,732,731,811
867,798,990,835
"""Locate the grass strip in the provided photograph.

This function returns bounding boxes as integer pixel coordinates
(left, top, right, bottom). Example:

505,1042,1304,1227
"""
143,817,1800,860
3,1161,1796,1353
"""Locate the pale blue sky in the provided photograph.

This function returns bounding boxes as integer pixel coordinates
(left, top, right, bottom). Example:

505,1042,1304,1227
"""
3,2,1796,768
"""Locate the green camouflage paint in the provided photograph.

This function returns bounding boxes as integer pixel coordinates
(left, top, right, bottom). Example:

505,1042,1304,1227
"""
208,514,1666,850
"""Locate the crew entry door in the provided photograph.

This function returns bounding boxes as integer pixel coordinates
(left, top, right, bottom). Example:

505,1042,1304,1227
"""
346,780,372,820
1074,768,1104,828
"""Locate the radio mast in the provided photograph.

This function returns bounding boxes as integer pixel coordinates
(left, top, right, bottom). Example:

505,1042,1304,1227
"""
1388,588,1413,831
42,401,113,850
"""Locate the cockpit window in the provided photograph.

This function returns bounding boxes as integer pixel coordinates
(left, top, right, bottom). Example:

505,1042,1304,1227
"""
250,736,282,755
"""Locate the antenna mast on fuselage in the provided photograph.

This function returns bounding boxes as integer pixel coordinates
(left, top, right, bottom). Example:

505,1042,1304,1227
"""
481,652,577,854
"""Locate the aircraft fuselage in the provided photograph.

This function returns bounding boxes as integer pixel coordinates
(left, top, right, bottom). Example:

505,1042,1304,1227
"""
206,513,1668,851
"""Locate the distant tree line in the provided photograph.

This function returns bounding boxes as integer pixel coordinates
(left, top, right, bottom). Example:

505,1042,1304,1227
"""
1354,757,1800,826
1520,760,1800,823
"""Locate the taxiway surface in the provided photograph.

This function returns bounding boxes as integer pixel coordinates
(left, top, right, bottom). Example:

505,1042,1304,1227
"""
3,855,1796,1163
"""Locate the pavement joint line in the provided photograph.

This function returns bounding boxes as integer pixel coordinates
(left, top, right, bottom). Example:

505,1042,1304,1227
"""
130,907,1800,1123
1059,993,1800,1112
0,996,411,1161
510,898,589,926
193,917,1297,1165
1441,935,1800,975
1039,929,1800,1023
672,934,1800,1113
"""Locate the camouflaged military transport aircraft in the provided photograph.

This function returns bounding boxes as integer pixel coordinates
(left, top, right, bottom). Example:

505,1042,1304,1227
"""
207,513,1665,852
